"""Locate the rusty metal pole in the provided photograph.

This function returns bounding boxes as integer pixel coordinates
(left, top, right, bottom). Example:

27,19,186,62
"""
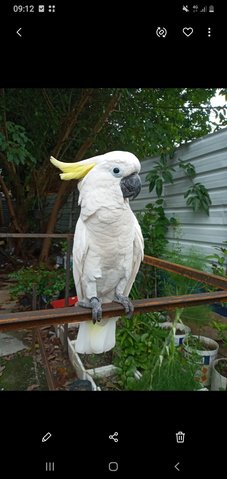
36,329,55,391
31,269,55,390
31,267,55,390
32,283,37,353
63,235,72,354
2,290,227,332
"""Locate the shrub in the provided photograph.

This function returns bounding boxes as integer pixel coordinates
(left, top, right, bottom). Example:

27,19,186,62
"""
9,265,74,302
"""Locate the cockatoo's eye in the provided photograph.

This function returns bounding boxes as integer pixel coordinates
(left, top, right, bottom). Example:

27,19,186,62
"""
112,167,122,177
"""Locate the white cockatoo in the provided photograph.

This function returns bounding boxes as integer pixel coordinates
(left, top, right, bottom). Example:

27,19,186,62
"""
50,151,144,354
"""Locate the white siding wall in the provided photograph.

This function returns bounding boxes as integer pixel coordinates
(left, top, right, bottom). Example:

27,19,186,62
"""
132,127,227,263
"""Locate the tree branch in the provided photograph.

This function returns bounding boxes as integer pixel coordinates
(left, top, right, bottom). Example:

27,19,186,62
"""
39,88,94,196
73,91,122,161
40,91,122,261
53,88,94,158
0,174,23,233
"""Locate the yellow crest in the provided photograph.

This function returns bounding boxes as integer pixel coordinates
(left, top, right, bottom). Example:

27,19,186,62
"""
50,156,96,180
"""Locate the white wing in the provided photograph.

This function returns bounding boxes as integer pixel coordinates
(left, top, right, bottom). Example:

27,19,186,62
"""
72,217,89,300
124,217,144,296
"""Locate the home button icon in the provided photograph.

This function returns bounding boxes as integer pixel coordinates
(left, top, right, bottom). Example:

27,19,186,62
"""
108,461,118,472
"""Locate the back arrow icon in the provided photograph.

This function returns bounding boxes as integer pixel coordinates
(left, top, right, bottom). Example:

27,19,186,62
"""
174,462,180,471
17,28,22,37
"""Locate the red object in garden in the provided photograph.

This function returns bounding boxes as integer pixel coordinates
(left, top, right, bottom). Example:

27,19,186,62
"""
50,296,78,308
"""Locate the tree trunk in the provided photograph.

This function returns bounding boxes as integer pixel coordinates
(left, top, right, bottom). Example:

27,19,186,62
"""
0,174,28,257
0,174,23,233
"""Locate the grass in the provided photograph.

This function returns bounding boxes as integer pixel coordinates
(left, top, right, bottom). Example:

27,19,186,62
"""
0,351,48,391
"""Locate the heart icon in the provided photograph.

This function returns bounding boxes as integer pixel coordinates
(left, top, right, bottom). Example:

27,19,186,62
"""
183,27,193,37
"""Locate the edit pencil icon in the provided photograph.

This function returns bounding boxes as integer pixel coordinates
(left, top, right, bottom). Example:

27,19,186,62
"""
42,432,52,442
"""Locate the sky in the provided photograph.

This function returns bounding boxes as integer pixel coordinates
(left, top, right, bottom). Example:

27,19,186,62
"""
209,89,227,130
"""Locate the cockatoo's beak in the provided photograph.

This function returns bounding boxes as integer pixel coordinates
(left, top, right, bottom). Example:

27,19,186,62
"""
120,173,142,200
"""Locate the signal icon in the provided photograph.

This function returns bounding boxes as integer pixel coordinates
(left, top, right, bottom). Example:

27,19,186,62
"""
200,6,207,12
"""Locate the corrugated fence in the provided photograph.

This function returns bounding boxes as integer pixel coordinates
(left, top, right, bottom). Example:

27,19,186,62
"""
133,127,227,261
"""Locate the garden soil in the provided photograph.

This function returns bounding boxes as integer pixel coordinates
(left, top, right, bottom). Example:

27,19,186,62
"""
0,274,78,391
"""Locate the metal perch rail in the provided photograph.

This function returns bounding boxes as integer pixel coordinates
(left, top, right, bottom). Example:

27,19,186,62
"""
1,290,227,332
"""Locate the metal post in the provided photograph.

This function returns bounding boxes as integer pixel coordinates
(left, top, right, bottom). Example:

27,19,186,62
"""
63,235,72,354
32,283,37,353
36,330,55,391
32,280,55,390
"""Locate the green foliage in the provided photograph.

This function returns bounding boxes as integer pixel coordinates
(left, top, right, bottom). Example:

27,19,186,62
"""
45,239,70,259
114,245,216,391
113,313,200,390
0,88,222,181
146,155,175,197
115,88,224,157
132,201,174,299
113,313,168,389
181,305,213,327
137,201,171,257
0,121,35,165
162,247,212,325
184,183,212,215
146,153,212,217
178,160,196,179
207,241,227,277
184,334,212,351
206,241,227,306
163,247,209,295
128,349,200,391
211,321,227,348
208,255,226,276
9,266,74,300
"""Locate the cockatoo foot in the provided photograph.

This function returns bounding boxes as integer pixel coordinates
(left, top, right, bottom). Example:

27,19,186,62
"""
114,294,134,318
78,297,102,324
90,297,102,323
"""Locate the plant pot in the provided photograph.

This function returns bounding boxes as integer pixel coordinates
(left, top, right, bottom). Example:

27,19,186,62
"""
58,325,142,390
56,325,99,390
211,358,227,391
159,322,191,346
183,335,219,386
67,339,101,391
50,296,78,308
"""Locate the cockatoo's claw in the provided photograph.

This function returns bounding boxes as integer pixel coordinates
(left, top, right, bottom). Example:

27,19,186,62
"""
114,294,134,319
78,298,102,323
90,297,102,324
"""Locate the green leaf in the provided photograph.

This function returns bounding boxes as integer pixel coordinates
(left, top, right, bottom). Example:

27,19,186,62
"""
156,178,163,197
156,198,164,205
148,176,158,193
162,171,174,183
